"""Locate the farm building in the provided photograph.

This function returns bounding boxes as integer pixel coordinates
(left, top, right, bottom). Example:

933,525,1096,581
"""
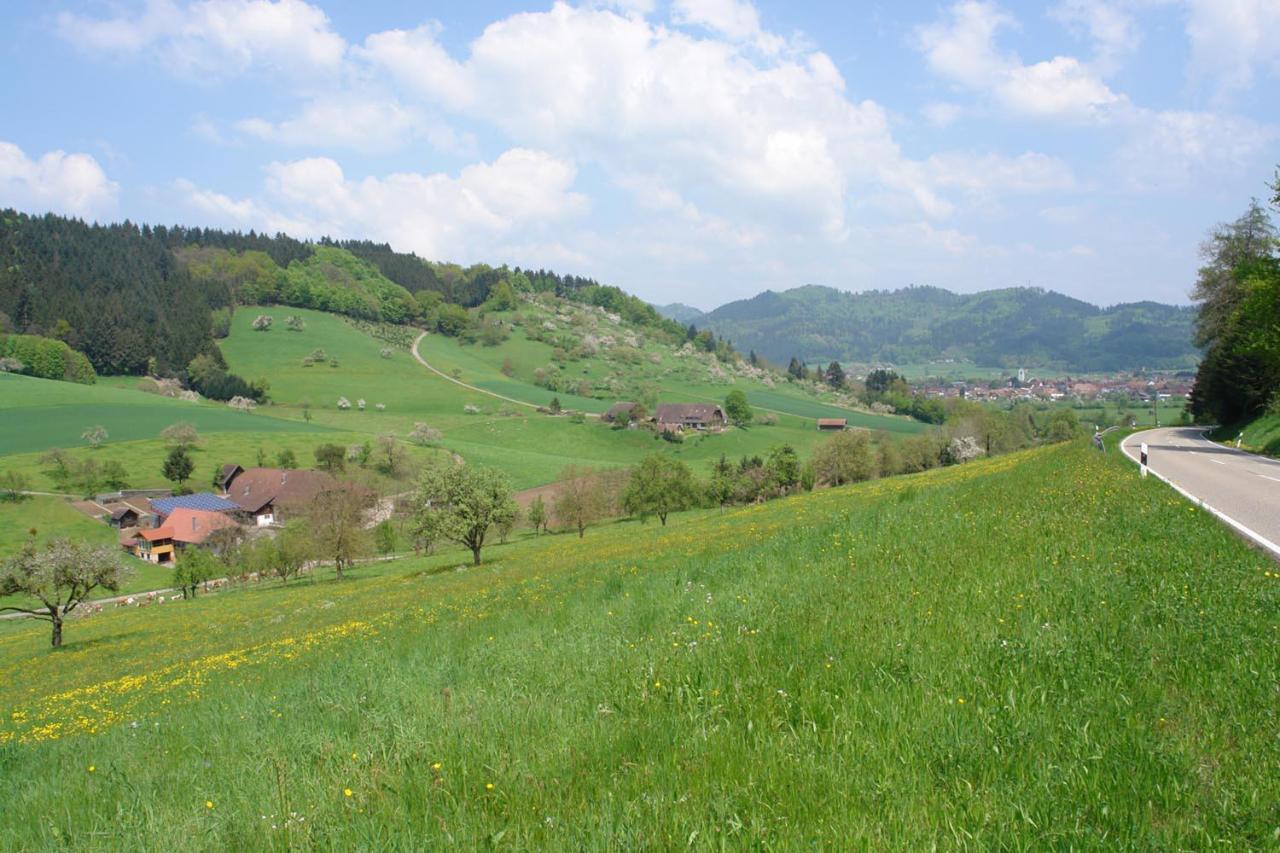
164,507,241,547
124,527,175,564
817,418,848,431
604,402,638,423
221,467,336,526
654,403,727,431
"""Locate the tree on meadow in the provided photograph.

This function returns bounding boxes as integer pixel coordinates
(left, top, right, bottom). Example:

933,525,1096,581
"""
812,429,877,486
553,464,607,538
624,453,698,526
765,444,801,495
412,462,516,565
81,425,108,449
825,361,846,389
527,495,548,535
173,547,218,599
306,486,373,579
160,421,199,450
276,448,298,470
724,389,753,426
0,536,131,647
313,443,346,473
163,446,195,491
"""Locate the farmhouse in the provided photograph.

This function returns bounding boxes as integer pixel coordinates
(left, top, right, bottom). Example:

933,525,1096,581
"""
654,403,727,431
164,507,241,548
125,526,175,564
604,401,638,423
817,418,848,431
221,466,335,526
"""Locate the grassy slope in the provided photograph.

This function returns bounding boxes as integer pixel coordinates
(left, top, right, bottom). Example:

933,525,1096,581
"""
0,373,326,456
221,307,919,488
1218,413,1280,457
0,442,1275,847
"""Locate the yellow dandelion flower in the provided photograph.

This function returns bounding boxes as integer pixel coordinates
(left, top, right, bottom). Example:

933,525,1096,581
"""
205,801,214,810
956,698,965,705
344,788,353,798
485,782,495,791
88,765,95,773
351,752,358,760
431,762,442,771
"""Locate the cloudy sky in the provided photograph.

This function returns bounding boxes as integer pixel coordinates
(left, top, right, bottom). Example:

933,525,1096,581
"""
0,0,1276,308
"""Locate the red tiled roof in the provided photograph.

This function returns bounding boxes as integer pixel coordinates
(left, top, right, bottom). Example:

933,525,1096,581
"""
817,418,847,427
164,508,240,545
138,527,174,542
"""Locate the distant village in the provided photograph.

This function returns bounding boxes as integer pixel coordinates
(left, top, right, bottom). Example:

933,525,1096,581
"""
911,370,1194,405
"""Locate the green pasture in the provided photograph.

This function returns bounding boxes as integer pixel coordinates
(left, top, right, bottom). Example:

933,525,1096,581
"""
219,307,919,487
0,373,326,457
0,442,1276,847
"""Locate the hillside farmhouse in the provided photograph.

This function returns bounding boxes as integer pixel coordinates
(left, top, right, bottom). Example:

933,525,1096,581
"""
654,403,727,432
221,466,336,526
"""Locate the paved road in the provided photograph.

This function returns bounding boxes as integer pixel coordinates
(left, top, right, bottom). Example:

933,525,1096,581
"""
1121,427,1280,556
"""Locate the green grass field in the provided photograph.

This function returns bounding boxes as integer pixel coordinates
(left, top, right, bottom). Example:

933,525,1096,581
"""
0,373,326,457
218,307,921,489
1,441,1275,847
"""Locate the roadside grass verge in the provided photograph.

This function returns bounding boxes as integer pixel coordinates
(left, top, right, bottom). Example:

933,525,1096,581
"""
0,442,1276,847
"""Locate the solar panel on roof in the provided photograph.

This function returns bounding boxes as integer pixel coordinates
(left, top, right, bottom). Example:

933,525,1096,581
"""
151,493,240,517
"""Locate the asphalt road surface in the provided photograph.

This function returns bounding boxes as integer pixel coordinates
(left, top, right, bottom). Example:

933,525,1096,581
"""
1121,427,1280,556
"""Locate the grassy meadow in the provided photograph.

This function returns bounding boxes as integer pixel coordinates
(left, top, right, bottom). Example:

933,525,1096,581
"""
0,373,325,457
220,306,922,487
0,441,1276,847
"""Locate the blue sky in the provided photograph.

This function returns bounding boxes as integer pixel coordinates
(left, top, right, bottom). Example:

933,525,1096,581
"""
0,0,1276,309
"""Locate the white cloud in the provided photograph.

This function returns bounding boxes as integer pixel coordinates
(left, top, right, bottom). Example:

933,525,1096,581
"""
234,96,428,153
921,101,964,127
178,149,588,261
999,56,1121,120
0,141,118,217
926,151,1078,194
57,0,346,77
1114,109,1278,190
362,3,945,235
1182,0,1280,93
1051,0,1139,69
669,0,784,53
916,1,1122,121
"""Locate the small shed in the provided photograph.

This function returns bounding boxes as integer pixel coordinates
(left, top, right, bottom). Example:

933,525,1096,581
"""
817,418,848,431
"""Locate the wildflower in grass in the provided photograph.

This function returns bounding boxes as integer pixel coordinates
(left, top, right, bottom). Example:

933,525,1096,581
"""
344,788,353,798
432,762,442,771
957,698,965,704
485,783,495,791
87,765,95,773
205,801,214,810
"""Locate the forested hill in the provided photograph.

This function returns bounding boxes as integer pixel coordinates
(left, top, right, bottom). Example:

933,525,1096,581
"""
0,209,683,378
696,284,1198,371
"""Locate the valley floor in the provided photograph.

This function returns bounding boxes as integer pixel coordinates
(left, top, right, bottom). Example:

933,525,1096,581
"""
0,442,1276,848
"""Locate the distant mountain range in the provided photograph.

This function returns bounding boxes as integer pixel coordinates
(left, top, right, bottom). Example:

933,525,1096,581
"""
655,285,1198,372
654,303,707,325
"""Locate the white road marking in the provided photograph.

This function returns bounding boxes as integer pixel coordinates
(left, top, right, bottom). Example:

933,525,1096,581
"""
1257,474,1280,483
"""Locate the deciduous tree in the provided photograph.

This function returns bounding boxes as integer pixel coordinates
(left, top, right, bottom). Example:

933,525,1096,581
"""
0,536,131,647
413,462,516,565
624,453,698,526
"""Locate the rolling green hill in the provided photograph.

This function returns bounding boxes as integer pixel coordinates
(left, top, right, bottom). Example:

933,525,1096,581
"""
698,284,1198,371
0,442,1274,846
218,304,922,488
